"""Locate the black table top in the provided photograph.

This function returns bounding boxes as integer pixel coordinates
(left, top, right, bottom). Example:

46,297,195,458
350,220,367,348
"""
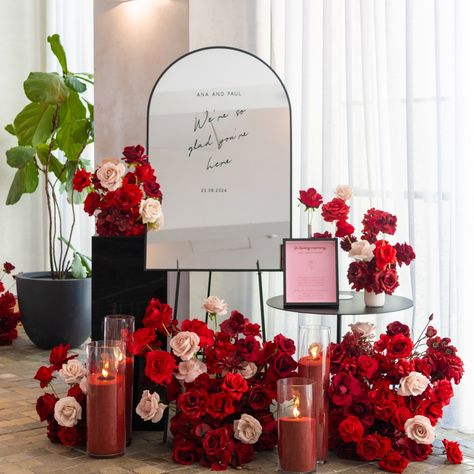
266,291,413,316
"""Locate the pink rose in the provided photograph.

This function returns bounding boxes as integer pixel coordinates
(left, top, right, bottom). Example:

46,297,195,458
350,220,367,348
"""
54,396,82,427
136,390,167,423
404,415,435,445
139,198,164,228
175,359,207,383
349,240,375,262
202,296,228,316
349,322,375,338
335,184,353,201
398,371,430,397
238,362,258,379
169,331,200,361
59,359,87,384
96,158,126,191
233,414,262,444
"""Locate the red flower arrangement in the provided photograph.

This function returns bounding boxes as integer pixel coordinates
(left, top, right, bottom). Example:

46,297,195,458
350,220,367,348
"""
132,296,297,471
0,262,20,345
328,317,464,472
34,344,87,446
76,145,163,237
299,185,416,295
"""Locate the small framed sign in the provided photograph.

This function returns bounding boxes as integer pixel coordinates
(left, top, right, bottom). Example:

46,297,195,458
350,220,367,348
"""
283,238,339,307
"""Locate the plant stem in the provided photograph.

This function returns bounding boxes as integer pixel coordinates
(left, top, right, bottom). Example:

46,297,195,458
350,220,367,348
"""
60,188,76,277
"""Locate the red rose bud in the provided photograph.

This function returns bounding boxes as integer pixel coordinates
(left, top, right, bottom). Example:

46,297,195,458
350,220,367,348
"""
298,187,323,209
425,325,437,338
3,262,15,274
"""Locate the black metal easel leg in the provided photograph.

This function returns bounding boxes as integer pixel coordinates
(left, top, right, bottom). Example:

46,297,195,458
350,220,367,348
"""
173,260,180,322
205,271,212,324
256,261,266,342
337,314,342,343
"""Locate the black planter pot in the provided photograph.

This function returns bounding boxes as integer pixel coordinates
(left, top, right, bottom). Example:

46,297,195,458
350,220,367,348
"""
16,272,91,349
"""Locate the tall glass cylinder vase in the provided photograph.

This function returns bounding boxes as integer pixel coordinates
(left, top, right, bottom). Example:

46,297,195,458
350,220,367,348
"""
86,341,126,458
297,325,330,463
104,315,135,445
277,377,316,474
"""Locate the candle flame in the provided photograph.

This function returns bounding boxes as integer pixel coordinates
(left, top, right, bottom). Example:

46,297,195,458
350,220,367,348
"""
309,343,320,359
293,396,300,418
102,361,109,378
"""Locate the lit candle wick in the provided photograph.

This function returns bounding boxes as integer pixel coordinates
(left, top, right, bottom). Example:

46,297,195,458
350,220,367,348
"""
309,343,320,359
293,396,301,418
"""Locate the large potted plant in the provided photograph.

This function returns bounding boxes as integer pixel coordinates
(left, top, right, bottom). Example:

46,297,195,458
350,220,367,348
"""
4,35,93,349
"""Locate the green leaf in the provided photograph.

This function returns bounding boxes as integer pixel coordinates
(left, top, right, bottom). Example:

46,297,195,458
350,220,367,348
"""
6,161,39,204
70,253,87,279
24,72,69,104
5,123,16,136
36,144,66,183
64,74,86,93
13,102,56,146
47,34,68,74
6,146,36,168
59,90,86,122
85,100,94,121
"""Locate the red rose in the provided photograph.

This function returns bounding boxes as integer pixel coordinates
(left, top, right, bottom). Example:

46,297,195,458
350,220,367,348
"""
202,427,229,456
339,415,364,443
36,393,59,422
72,168,91,192
386,321,410,338
49,343,75,369
142,298,173,333
391,406,412,430
145,350,177,385
57,426,80,446
426,325,437,338
207,392,235,419
114,183,143,211
394,243,416,266
123,144,148,164
397,436,431,462
298,188,323,209
143,180,163,199
356,434,385,461
344,398,374,427
273,334,296,356
178,389,208,418
172,439,196,465
272,352,298,378
385,334,413,359
434,379,454,405
67,384,85,404
233,441,254,467
0,291,16,310
220,310,248,336
47,420,60,442
221,373,248,401
362,208,397,239
0,281,4,293
3,262,15,274
181,319,214,347
335,220,355,238
83,192,101,216
378,451,409,473
347,261,371,291
421,400,443,425
247,386,272,412
321,198,350,222
34,366,55,388
373,268,399,295
328,373,362,406
374,240,397,270
243,322,261,337
237,336,261,363
442,439,463,464
255,414,278,451
357,355,378,379
134,163,155,183
313,231,333,238
130,327,156,355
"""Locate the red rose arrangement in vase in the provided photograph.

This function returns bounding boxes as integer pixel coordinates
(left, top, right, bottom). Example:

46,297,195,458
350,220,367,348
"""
132,296,298,471
34,344,87,446
0,262,20,345
328,317,464,472
74,145,163,237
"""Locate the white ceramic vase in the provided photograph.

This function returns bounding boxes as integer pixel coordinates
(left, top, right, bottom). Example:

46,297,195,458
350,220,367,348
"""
364,290,386,307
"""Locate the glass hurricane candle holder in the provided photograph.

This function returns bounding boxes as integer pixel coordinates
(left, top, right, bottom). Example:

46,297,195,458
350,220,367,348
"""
277,377,316,474
86,341,126,458
297,325,330,463
104,314,135,445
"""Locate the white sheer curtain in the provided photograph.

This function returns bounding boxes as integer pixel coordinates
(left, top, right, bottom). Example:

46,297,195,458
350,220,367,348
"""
269,0,474,433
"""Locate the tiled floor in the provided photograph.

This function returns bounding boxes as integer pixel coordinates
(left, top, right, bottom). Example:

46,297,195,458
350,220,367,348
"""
0,329,473,473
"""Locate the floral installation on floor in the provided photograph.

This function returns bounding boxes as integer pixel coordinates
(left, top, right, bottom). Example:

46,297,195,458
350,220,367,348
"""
328,317,464,472
132,296,298,471
0,262,20,345
298,185,416,297
34,344,87,446
75,144,163,237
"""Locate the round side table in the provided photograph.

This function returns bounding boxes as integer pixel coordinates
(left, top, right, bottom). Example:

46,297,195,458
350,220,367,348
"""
266,291,413,342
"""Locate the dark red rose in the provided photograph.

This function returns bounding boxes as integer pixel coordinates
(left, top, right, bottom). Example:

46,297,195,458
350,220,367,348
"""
207,392,235,419
362,208,397,238
321,198,350,222
143,180,163,199
328,373,363,406
221,373,248,401
0,291,16,310
36,393,59,422
255,414,278,450
220,310,248,336
67,384,85,404
57,426,80,446
397,436,432,462
202,427,229,456
113,183,143,211
232,441,254,467
49,343,75,369
272,352,298,378
390,358,414,379
123,144,148,164
394,243,416,266
434,379,454,405
385,334,413,359
421,400,444,425
426,325,437,338
142,298,173,333
386,321,410,338
172,439,196,465
178,389,208,418
357,355,379,379
243,322,261,337
374,240,397,270
339,415,364,443
313,231,333,238
347,261,371,291
357,434,385,461
373,268,399,295
130,327,157,355
145,350,177,385
328,342,346,367
442,439,463,464
391,406,412,430
134,163,155,183
83,192,101,216
273,334,296,356
237,336,261,363
298,188,323,209
336,220,355,238
378,451,409,473
247,386,272,412
3,262,15,274
47,420,60,443
344,398,374,427
34,366,55,388
414,357,432,377
181,319,214,347
368,382,397,422
0,281,4,293
72,168,91,192
340,235,356,251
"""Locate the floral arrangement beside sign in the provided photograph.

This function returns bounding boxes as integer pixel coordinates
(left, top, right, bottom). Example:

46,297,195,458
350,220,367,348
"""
0,262,20,346
328,317,464,472
76,145,163,237
34,344,87,446
132,296,297,471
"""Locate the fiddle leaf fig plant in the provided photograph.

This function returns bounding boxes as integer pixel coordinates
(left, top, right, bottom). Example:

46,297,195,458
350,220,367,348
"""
4,34,94,279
